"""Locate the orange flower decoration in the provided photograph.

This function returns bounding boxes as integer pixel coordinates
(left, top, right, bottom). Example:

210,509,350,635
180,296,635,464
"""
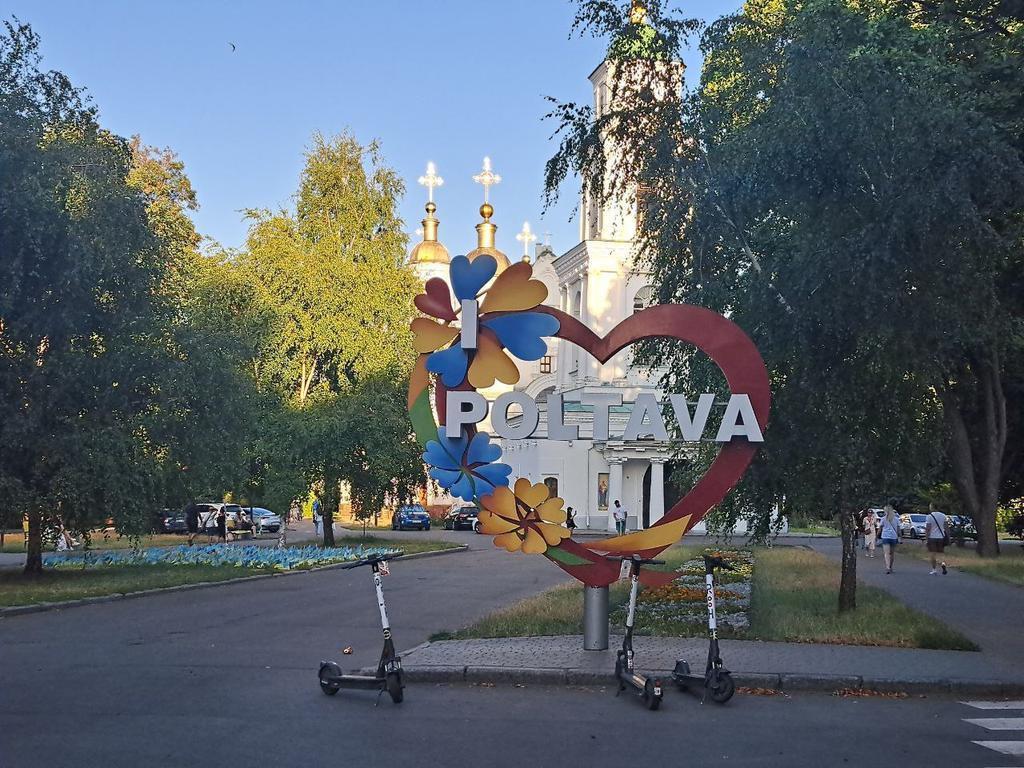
478,478,572,554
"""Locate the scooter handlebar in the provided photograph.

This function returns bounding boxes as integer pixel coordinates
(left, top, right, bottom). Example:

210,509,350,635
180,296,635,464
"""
604,554,666,567
340,551,405,570
704,554,734,571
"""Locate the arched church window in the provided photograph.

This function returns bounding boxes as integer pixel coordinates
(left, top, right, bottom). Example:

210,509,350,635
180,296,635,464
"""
544,477,559,498
633,285,654,314
572,290,582,319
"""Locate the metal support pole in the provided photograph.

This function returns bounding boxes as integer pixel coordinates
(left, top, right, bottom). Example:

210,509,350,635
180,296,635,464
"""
583,585,609,650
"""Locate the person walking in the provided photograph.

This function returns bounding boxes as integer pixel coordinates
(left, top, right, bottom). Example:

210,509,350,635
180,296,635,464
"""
185,503,200,547
863,510,877,558
216,507,227,543
313,499,323,539
566,506,577,532
613,500,627,536
879,501,901,574
925,503,949,575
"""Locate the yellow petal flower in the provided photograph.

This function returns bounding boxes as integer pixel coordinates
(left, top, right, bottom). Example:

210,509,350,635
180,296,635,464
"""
538,521,572,546
535,497,566,524
515,479,550,509
521,527,548,554
411,318,459,353
494,531,524,552
480,262,549,314
481,486,517,519
467,333,520,388
477,508,518,535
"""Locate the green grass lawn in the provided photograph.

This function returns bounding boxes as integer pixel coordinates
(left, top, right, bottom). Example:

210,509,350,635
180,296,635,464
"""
750,548,976,650
1,531,205,554
0,565,266,607
903,542,1024,587
787,523,839,536
433,545,975,651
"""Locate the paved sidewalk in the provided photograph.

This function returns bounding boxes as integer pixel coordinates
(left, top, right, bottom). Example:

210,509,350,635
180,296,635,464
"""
799,537,1024,666
387,634,1024,695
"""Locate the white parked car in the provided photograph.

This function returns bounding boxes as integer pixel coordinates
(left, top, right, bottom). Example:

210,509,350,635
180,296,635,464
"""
249,507,282,534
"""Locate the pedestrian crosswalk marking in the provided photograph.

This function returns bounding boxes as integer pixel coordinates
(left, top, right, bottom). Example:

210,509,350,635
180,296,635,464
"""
965,718,1024,731
972,741,1024,756
962,701,1024,710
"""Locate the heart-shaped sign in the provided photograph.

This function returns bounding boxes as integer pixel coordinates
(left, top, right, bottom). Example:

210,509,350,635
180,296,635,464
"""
428,304,770,587
409,256,770,588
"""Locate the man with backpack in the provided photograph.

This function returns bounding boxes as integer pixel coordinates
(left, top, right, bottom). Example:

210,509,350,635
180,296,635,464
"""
925,503,949,575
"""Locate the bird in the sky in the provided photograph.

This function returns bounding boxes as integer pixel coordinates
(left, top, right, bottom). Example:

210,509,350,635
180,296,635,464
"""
229,42,236,52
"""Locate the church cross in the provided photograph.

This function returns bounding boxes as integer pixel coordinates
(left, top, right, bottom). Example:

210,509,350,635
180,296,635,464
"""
417,162,444,202
516,221,537,257
472,156,502,203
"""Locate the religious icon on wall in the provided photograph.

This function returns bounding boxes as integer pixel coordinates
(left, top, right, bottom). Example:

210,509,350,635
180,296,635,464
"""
597,473,609,510
544,477,559,499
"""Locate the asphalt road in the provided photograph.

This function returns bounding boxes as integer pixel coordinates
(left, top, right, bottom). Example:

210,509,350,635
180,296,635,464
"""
1,529,1021,767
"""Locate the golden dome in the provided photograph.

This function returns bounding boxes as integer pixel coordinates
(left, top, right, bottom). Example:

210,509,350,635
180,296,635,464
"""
465,203,510,273
409,201,451,266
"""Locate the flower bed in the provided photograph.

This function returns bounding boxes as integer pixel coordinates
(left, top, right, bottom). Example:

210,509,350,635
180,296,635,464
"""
44,543,400,572
611,549,754,637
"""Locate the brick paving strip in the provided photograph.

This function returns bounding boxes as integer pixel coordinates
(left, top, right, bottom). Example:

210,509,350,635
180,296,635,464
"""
371,634,1024,696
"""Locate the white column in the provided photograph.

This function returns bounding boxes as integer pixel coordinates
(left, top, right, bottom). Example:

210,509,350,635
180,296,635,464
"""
608,457,624,532
649,458,666,527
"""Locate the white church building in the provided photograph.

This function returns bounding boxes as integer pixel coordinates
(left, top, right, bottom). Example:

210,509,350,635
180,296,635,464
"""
408,35,765,535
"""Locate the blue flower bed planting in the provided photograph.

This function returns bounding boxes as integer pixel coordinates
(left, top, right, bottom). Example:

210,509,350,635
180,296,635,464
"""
44,544,400,571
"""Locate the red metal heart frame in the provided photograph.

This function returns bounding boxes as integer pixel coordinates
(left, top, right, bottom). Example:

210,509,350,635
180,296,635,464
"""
433,303,770,585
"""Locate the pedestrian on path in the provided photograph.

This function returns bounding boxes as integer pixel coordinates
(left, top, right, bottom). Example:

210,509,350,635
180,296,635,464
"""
863,510,877,557
185,503,200,546
613,500,627,535
925,503,949,575
313,499,323,538
879,501,901,574
216,507,227,543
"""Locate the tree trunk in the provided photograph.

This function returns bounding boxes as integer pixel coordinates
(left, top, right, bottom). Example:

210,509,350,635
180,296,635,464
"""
942,351,1006,557
838,507,858,613
322,476,337,548
24,509,43,576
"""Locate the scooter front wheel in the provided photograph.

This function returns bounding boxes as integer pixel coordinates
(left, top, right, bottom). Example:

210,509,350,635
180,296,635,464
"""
319,662,342,696
707,670,735,704
386,671,404,703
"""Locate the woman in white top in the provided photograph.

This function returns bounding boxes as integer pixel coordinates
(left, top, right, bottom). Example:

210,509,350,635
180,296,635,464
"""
862,511,877,557
879,502,901,574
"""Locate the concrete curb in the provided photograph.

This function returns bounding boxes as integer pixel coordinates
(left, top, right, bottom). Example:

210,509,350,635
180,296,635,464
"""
355,641,1024,697
0,544,467,619
381,666,1024,697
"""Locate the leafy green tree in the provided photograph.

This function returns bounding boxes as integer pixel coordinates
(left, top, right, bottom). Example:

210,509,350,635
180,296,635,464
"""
548,0,1023,608
241,132,423,545
0,22,174,572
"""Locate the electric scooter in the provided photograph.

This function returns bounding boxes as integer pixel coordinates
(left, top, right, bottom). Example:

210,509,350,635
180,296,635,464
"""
608,553,666,711
318,550,405,705
672,553,736,704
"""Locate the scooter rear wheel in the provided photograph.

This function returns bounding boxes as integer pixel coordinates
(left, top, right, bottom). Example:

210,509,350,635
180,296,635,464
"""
643,680,662,711
387,671,404,703
707,670,735,704
318,662,342,696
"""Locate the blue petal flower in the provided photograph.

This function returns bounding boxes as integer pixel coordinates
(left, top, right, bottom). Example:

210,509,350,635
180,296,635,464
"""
428,467,463,488
426,345,469,388
472,462,512,493
465,431,502,465
481,312,560,361
423,431,465,471
450,254,497,301
449,472,478,502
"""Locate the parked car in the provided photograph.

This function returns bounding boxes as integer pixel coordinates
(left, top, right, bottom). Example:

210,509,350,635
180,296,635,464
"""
392,505,431,531
443,505,479,531
900,513,929,539
949,515,978,542
194,503,252,534
249,507,282,534
161,510,188,534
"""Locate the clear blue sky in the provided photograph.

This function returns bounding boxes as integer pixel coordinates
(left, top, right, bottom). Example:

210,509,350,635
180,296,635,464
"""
9,1,739,258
